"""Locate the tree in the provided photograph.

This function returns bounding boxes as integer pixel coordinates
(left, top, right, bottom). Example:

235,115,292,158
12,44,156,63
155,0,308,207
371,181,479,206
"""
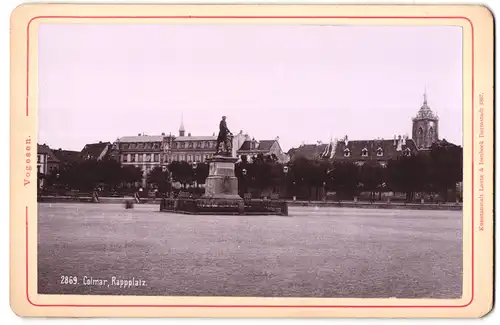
168,161,194,188
428,140,463,201
121,165,143,187
387,154,431,201
194,163,209,185
95,158,123,190
147,166,168,186
330,161,359,199
359,161,387,200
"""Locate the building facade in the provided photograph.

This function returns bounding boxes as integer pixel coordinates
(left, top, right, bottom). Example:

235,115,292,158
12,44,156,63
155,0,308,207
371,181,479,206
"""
110,122,255,185
331,135,419,166
37,145,50,175
237,138,289,163
81,142,112,160
37,144,61,175
288,91,440,165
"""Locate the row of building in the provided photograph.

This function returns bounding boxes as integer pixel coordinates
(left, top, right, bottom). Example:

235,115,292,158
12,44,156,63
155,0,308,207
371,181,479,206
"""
38,91,442,184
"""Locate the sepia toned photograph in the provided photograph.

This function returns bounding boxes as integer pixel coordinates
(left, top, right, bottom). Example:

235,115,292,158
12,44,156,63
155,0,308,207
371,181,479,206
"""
34,22,465,300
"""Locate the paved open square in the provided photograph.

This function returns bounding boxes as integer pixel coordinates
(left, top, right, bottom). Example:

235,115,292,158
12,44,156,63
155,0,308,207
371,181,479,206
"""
37,203,462,298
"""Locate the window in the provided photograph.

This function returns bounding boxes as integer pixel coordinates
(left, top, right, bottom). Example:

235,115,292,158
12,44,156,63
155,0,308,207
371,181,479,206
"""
138,155,143,162
122,144,129,149
344,148,350,157
122,154,128,162
137,143,144,149
129,143,136,149
145,154,151,162
197,142,201,148
154,154,159,162
195,155,201,162
376,147,383,157
188,142,193,148
361,148,368,157
131,154,136,162
417,127,424,148
187,155,192,162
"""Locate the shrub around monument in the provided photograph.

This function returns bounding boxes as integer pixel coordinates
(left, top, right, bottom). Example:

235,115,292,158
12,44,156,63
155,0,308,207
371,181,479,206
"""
160,197,288,216
243,199,288,215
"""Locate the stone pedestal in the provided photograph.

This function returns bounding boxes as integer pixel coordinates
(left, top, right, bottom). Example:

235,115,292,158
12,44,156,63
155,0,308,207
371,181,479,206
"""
203,156,243,201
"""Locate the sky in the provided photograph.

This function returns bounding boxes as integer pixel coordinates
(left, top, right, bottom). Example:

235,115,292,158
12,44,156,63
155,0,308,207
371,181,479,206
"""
38,24,463,152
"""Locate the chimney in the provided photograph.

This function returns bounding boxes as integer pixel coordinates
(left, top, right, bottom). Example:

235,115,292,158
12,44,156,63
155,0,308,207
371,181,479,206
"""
99,141,102,143
188,133,191,137
138,133,141,136
161,132,165,136
396,135,403,151
240,130,243,134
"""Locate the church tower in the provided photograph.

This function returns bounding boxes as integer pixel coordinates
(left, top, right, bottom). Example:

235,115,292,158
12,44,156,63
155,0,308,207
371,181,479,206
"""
412,90,439,149
179,113,185,137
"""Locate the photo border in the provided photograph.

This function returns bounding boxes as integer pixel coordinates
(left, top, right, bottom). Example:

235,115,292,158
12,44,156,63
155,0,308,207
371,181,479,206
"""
10,4,493,318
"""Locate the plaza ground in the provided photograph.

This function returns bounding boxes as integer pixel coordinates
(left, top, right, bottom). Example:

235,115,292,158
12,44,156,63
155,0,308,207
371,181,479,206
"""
37,203,462,298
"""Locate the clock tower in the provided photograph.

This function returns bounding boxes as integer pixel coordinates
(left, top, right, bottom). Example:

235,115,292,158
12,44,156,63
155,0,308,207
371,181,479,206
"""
412,90,439,149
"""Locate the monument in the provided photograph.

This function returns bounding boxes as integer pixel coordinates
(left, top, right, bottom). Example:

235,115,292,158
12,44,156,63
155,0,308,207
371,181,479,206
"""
203,116,242,201
160,116,287,216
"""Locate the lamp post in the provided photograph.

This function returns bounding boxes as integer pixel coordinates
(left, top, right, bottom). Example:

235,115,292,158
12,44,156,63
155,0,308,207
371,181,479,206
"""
323,181,327,201
242,168,247,198
55,172,60,194
283,166,289,199
192,162,198,193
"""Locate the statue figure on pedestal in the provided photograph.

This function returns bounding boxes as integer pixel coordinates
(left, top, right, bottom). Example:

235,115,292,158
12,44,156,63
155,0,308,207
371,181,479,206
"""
215,116,233,156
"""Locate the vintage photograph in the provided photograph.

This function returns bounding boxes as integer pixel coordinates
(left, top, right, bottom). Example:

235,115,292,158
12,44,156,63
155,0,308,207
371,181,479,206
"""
36,23,463,299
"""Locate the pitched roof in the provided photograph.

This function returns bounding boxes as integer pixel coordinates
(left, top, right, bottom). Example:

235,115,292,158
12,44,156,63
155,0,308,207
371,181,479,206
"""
175,136,217,141
117,135,218,143
81,142,110,160
118,135,164,143
37,144,60,163
256,140,276,151
335,138,418,161
52,149,81,164
237,140,277,152
287,144,328,161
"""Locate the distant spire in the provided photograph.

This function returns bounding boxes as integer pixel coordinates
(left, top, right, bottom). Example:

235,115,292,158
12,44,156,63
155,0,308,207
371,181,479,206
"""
179,112,185,132
423,86,428,105
178,113,186,137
